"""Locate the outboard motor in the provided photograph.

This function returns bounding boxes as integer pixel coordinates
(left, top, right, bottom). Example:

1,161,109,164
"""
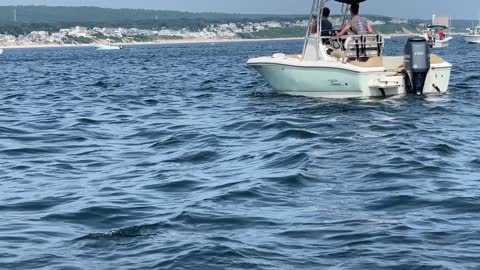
404,37,431,95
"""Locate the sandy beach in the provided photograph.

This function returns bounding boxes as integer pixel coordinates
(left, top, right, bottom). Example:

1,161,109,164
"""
0,37,305,50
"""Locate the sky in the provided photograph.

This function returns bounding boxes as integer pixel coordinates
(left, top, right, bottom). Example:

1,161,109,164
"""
0,0,479,19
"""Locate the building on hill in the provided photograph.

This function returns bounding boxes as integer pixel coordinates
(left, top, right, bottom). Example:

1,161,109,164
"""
261,21,282,28
69,26,89,37
243,24,255,33
50,32,66,42
30,31,49,42
391,18,408,24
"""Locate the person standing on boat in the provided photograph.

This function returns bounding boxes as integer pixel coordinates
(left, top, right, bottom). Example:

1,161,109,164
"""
427,30,434,44
333,3,373,38
311,15,318,34
439,29,445,40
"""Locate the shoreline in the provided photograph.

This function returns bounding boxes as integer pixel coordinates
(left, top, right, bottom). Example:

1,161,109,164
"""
0,33,426,50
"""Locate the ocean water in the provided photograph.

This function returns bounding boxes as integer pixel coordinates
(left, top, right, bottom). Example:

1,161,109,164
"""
0,37,479,269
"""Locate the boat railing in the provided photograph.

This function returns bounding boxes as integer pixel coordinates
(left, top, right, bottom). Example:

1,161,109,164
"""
343,34,384,61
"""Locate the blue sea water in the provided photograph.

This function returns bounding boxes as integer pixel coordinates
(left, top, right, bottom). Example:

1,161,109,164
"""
0,37,480,269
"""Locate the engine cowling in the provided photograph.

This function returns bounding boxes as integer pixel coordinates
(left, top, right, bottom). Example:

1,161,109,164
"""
404,37,431,95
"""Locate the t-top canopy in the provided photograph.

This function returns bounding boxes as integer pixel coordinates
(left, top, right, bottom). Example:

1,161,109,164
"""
428,25,448,29
334,0,366,4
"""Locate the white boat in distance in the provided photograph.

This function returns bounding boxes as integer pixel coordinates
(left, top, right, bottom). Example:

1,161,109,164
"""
96,39,123,50
0,49,3,55
422,25,453,48
96,44,123,50
465,26,480,44
247,0,452,98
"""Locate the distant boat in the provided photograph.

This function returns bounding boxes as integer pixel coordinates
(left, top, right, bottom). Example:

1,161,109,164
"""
96,39,123,50
96,45,123,50
422,25,453,48
382,34,392,39
423,15,453,49
0,49,3,55
465,26,480,44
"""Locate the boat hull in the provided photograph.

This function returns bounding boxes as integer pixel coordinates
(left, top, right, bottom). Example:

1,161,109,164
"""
464,35,480,44
96,45,122,50
430,36,453,48
249,62,374,98
247,57,452,98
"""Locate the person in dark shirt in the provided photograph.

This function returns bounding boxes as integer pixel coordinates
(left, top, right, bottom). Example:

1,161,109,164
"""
312,8,333,35
321,7,333,32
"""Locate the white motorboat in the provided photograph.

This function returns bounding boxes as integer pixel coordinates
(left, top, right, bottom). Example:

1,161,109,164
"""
96,39,123,50
247,0,452,98
0,48,3,55
96,44,123,50
422,25,453,48
465,26,480,44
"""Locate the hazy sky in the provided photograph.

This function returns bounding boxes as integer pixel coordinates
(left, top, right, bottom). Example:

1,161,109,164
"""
0,0,479,19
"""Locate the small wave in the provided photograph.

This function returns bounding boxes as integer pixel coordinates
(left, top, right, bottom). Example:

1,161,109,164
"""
264,129,319,141
0,195,79,212
361,170,410,180
10,165,30,170
424,143,458,156
470,158,480,165
322,137,353,144
222,120,264,131
149,136,183,148
42,205,152,226
261,120,298,130
366,195,433,211
91,80,109,88
205,187,263,203
150,244,253,270
262,152,311,169
262,172,317,187
75,224,161,241
438,196,480,214
0,147,62,156
164,150,220,164
143,180,201,192
277,229,330,239
0,126,29,134
464,75,480,81
143,99,158,106
170,211,278,229
124,130,171,140
76,118,101,124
